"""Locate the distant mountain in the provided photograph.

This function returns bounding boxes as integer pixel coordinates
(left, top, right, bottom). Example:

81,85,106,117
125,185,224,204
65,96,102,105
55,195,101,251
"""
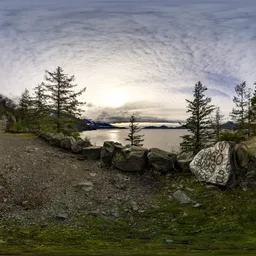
80,119,126,131
143,125,186,129
220,121,237,129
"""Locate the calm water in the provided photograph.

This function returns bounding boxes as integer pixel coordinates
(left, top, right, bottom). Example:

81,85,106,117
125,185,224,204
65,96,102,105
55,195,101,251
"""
80,129,189,152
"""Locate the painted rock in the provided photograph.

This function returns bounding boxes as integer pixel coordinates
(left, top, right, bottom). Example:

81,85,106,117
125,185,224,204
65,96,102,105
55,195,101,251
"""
190,141,233,186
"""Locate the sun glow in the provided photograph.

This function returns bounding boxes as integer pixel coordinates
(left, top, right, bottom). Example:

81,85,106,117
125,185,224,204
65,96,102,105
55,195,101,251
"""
105,90,128,107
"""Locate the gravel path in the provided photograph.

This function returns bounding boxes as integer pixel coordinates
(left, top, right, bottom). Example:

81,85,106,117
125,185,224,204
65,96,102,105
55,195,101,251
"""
0,130,161,224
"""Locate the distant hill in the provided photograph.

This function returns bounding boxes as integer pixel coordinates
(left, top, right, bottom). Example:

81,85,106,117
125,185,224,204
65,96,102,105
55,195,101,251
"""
143,125,186,129
80,119,126,131
221,121,237,129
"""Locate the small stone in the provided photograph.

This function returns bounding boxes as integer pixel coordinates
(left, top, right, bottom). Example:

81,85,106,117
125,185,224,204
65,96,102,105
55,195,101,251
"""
168,195,174,200
130,201,138,211
183,212,188,217
138,210,145,213
185,187,195,192
112,212,120,218
75,182,94,192
193,203,203,208
164,239,174,244
173,190,195,204
97,161,105,168
55,213,68,220
89,172,97,177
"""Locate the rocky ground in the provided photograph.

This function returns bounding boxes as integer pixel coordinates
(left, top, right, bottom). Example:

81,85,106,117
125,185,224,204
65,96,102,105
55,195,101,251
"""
0,131,162,225
0,128,256,255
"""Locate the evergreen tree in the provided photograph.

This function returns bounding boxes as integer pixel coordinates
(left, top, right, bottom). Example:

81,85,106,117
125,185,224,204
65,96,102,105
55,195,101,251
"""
230,81,249,132
44,66,86,133
180,81,215,155
246,88,253,137
32,82,48,130
210,106,224,142
125,115,144,147
18,89,32,128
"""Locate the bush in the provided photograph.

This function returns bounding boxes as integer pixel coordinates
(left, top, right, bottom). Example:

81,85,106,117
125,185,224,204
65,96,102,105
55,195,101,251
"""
11,122,25,131
218,131,246,143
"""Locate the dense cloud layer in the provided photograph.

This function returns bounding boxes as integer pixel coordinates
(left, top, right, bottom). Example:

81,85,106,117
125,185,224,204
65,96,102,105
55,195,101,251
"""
0,0,256,122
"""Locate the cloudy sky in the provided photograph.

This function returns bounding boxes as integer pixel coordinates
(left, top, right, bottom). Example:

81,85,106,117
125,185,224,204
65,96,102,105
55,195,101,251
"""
0,0,256,123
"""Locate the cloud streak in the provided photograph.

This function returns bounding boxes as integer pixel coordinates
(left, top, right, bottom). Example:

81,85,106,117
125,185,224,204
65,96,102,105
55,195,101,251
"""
0,0,256,121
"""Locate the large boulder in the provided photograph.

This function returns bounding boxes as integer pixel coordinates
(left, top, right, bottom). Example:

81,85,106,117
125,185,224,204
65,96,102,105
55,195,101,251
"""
177,152,194,172
112,146,148,172
71,139,92,153
82,146,102,160
189,141,253,187
147,148,178,173
40,132,55,141
100,141,123,166
49,133,65,147
60,136,76,150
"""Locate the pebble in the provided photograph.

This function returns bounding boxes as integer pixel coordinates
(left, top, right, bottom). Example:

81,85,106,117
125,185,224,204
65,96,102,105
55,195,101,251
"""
164,239,174,243
55,213,68,220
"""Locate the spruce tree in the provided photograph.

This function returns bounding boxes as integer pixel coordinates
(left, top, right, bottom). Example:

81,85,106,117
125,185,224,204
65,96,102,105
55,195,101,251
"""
18,89,32,128
44,66,86,133
210,106,224,142
125,115,144,147
230,81,249,132
32,82,48,130
180,81,215,155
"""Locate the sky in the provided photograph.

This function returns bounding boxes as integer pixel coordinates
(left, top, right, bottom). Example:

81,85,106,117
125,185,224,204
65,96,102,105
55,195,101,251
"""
0,0,256,124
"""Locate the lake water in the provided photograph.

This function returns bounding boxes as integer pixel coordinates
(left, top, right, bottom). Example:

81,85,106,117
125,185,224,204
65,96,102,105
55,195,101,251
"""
80,129,189,152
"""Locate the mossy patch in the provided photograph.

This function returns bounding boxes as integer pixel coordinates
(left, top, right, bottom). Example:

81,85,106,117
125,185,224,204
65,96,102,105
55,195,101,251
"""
0,173,256,255
2,133,37,139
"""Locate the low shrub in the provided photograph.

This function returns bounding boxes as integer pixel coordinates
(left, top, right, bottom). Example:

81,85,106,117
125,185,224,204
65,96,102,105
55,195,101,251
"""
218,131,246,143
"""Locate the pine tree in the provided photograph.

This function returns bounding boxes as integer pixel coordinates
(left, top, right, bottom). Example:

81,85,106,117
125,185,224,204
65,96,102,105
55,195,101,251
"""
180,81,215,155
210,106,224,142
44,66,86,133
125,115,144,147
230,81,249,132
32,82,48,130
18,89,32,128
246,88,253,137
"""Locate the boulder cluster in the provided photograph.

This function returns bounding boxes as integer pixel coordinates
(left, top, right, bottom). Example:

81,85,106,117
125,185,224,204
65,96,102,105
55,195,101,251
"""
36,132,256,188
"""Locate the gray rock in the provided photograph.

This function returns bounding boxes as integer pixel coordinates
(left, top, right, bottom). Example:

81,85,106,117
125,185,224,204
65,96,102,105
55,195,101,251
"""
89,172,97,177
177,152,194,171
82,146,102,160
164,239,174,244
40,132,55,141
55,213,68,220
60,136,76,150
112,211,120,218
71,139,91,153
172,190,195,204
112,147,148,172
147,148,177,173
183,212,188,217
75,182,94,192
193,203,203,208
100,141,123,166
130,200,138,211
49,133,65,147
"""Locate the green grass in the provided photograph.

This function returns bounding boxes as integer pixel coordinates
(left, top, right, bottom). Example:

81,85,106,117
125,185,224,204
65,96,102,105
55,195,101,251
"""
0,174,255,255
1,133,37,139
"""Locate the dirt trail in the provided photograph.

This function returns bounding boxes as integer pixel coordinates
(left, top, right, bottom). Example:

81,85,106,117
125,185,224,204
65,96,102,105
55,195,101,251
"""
0,131,160,224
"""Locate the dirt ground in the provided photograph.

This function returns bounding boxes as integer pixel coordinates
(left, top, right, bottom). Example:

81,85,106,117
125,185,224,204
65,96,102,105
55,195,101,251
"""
0,131,162,225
